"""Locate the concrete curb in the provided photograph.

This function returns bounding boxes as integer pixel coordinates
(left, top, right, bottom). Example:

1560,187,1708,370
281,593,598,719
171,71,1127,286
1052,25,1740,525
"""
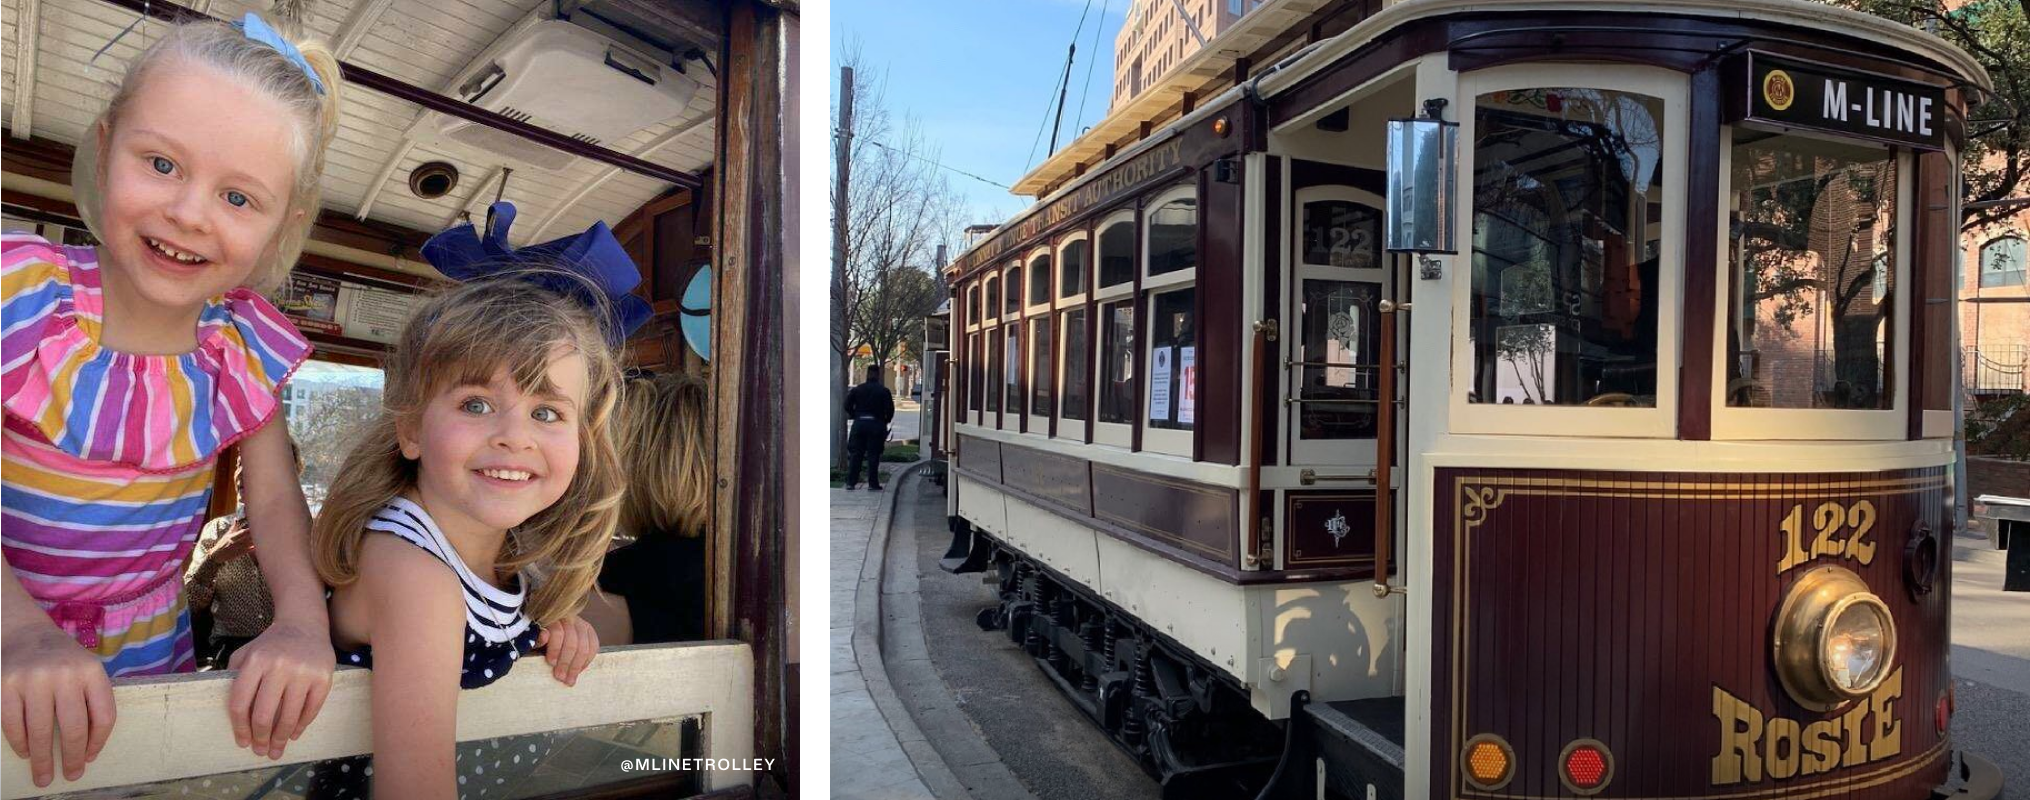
854,459,972,800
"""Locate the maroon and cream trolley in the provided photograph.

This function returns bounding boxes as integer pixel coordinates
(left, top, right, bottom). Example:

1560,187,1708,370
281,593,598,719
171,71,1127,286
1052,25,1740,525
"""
935,0,2003,798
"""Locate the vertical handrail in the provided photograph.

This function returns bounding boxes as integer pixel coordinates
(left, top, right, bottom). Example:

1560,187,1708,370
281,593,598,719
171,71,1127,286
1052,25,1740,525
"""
1247,320,1278,569
1373,301,1405,598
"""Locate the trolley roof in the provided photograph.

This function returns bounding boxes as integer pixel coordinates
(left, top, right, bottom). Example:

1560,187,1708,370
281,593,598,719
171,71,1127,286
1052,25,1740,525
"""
961,0,1991,277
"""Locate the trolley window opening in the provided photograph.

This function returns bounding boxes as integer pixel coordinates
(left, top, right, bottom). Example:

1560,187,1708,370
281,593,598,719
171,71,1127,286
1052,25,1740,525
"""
1726,129,1901,412
1142,185,1200,456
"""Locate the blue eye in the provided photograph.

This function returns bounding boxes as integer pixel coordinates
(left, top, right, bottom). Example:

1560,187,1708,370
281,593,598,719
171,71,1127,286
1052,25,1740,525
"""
532,407,563,424
150,156,174,175
225,191,249,208
461,397,493,415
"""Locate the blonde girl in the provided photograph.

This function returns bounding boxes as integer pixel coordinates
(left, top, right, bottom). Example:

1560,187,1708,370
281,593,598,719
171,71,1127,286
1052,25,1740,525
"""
310,206,638,796
2,13,343,788
585,372,712,645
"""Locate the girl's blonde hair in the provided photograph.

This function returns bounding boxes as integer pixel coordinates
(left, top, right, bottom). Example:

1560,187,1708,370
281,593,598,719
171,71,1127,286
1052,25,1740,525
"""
312,272,626,625
71,14,344,293
615,372,711,538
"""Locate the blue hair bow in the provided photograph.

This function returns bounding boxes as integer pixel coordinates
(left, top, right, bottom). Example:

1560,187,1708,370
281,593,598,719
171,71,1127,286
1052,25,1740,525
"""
421,202,653,347
233,14,324,96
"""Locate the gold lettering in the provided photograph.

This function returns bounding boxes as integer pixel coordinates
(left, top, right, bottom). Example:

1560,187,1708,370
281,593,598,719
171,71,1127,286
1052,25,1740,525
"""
1712,686,1764,785
1765,718,1801,779
1870,668,1903,760
1778,504,1808,572
1714,671,1903,786
1841,700,1871,767
1801,720,1842,775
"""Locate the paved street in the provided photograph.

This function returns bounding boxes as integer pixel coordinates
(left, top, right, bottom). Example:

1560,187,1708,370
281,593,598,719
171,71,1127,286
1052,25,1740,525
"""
830,485,937,800
1949,521,2030,797
896,472,1162,800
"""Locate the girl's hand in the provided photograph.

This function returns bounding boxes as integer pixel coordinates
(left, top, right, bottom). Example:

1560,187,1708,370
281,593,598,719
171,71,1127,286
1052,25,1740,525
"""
535,616,598,687
1,624,115,787
226,620,334,760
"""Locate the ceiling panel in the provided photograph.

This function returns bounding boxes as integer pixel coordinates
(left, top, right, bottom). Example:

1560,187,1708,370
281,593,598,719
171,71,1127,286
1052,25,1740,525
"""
4,0,716,247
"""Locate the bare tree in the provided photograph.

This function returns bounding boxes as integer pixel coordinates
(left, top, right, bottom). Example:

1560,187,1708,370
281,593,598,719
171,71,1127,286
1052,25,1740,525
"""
286,385,383,507
831,50,964,465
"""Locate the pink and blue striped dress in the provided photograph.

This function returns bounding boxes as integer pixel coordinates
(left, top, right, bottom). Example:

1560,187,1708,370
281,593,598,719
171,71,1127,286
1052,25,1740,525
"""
2,234,310,676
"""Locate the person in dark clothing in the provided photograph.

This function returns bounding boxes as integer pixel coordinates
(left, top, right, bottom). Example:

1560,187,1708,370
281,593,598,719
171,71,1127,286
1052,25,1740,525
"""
583,373,712,645
844,365,895,490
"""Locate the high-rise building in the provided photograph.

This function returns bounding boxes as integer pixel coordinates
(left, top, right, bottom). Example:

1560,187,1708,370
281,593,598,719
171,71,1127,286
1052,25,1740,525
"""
1111,0,1263,111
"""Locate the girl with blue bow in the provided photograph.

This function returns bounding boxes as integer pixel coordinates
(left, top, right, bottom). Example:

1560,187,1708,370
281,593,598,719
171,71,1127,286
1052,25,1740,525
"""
2,14,345,787
306,203,645,796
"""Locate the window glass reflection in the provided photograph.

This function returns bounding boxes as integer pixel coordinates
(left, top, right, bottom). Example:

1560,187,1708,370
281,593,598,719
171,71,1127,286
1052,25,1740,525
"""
1098,301,1136,424
1099,222,1135,288
1297,280,1380,439
1062,309,1089,422
1469,87,1665,407
1727,131,1897,410
1147,288,1196,431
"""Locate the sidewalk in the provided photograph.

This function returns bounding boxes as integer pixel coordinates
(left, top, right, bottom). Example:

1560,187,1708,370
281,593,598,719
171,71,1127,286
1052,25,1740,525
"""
830,481,938,800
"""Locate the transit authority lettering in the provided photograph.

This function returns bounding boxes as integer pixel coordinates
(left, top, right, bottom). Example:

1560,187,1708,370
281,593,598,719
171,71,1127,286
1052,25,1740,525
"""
1819,79,1934,139
1710,668,1901,785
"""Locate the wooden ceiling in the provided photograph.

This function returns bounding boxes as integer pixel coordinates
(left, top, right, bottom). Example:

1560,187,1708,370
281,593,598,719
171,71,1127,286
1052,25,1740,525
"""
2,0,720,246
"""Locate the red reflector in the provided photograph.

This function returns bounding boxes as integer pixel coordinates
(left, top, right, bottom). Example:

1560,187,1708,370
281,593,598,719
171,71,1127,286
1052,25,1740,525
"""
1938,694,1950,735
1566,747,1607,786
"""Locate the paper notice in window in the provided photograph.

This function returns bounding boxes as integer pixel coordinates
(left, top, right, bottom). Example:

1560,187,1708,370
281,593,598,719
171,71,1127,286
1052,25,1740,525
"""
1150,346,1174,421
340,285,421,345
1179,347,1196,425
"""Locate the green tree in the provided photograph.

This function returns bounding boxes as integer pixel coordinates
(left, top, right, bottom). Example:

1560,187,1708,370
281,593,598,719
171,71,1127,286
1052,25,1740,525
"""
1825,0,2029,231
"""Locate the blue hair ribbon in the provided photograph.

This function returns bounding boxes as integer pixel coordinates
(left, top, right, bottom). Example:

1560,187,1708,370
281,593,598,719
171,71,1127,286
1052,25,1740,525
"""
233,13,325,96
421,201,654,347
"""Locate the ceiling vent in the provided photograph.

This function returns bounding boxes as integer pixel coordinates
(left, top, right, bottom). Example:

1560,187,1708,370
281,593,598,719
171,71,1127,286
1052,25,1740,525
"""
404,19,699,172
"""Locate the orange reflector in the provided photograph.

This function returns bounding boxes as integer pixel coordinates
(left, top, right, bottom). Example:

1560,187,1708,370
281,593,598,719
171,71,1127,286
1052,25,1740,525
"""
1559,739,1614,795
1937,693,1950,735
1468,742,1508,781
1460,734,1514,791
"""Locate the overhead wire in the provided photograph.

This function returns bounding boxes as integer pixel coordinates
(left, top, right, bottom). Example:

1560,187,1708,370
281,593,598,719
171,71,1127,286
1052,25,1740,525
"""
1073,0,1112,138
1026,0,1100,170
843,132,1013,190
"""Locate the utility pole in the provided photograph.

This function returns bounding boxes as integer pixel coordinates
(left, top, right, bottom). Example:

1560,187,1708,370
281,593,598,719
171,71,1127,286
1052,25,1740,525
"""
832,66,855,468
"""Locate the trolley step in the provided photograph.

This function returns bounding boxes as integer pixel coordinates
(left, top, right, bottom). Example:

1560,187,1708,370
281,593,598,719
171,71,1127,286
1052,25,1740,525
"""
1304,698,1406,800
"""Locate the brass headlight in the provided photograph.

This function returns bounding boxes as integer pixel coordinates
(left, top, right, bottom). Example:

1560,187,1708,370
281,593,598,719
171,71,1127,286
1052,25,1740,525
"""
1773,566,1897,710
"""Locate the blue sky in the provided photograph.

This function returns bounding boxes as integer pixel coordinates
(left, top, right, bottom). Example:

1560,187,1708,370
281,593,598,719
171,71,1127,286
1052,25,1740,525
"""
833,0,1128,227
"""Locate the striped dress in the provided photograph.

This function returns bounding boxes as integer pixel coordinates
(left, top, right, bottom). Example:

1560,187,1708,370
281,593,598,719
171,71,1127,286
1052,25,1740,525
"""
1,234,310,677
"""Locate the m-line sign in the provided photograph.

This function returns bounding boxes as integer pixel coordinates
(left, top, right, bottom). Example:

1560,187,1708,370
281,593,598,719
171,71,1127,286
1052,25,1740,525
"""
1743,52,1947,151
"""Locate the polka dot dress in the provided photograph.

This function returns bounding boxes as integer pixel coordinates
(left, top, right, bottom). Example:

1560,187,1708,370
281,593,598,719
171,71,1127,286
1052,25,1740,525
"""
333,497,543,690
302,731,560,799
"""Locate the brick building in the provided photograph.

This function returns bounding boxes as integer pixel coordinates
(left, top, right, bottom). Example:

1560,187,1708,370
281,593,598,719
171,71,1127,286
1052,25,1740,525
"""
1110,0,1266,110
1963,210,2029,397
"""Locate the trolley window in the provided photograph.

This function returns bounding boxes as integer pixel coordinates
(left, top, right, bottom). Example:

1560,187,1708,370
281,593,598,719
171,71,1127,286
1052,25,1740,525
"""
1099,218,1136,288
1450,67,1687,439
1061,307,1090,424
1467,87,1666,408
987,327,1002,414
1093,210,1139,447
1030,317,1054,423
1061,239,1089,298
1030,254,1053,305
1004,320,1023,422
1005,265,1023,316
1098,300,1137,427
985,276,1001,320
1143,186,1198,454
1725,132,1899,411
1057,234,1092,439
